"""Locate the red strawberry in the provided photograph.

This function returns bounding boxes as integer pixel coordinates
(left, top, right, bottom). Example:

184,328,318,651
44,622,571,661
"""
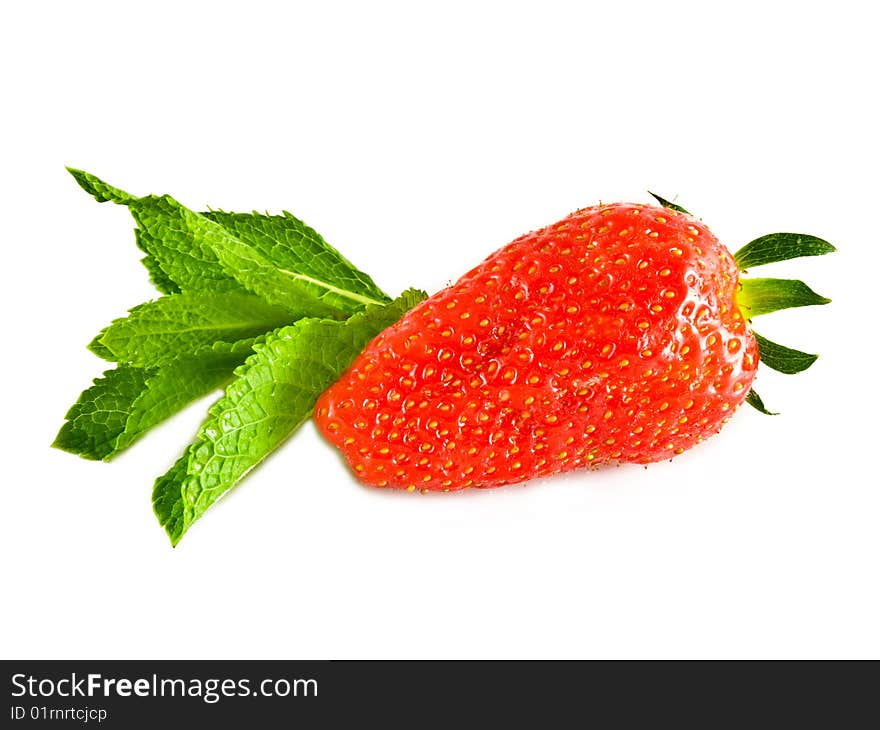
315,201,826,491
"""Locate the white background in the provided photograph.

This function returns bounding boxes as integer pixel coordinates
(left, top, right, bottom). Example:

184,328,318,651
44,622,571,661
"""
2,1,877,659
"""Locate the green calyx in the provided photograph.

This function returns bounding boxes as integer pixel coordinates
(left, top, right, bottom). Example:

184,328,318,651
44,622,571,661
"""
737,277,830,318
744,389,777,416
650,194,835,416
732,231,834,414
733,233,835,269
751,332,818,375
648,191,691,215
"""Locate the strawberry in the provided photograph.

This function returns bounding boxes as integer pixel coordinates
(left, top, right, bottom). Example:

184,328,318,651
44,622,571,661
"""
59,171,835,542
314,200,831,491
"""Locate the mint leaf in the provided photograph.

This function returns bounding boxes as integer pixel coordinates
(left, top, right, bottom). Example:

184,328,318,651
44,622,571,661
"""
92,291,294,367
193,225,346,319
53,338,261,461
67,168,179,295
119,338,265,454
206,211,390,313
69,169,390,316
53,367,153,460
67,168,135,204
87,329,116,361
154,289,426,545
152,454,189,541
138,232,182,295
69,168,244,294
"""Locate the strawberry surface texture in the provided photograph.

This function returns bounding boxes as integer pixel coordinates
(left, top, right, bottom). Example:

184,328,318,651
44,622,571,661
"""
315,203,758,491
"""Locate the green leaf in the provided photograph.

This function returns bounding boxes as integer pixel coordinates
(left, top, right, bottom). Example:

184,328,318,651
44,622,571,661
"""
194,224,348,319
152,454,189,541
92,291,294,367
67,167,136,204
205,211,390,314
139,243,182,295
733,233,836,269
753,332,819,374
68,168,179,295
745,389,778,416
737,278,831,318
53,339,260,461
69,169,390,315
133,196,259,294
647,192,691,215
115,342,256,453
53,367,153,460
87,328,115,361
153,289,427,545
69,169,244,293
